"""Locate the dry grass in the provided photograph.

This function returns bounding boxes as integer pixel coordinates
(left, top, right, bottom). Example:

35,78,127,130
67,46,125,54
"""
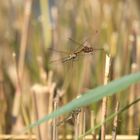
0,0,139,139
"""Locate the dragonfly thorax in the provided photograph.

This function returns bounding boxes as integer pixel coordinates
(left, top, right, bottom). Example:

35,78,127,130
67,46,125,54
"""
82,46,93,53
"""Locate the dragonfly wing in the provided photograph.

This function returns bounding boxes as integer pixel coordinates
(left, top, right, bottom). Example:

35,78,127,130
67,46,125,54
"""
68,38,85,52
49,55,76,64
49,56,69,64
68,38,83,46
92,48,104,51
47,47,69,54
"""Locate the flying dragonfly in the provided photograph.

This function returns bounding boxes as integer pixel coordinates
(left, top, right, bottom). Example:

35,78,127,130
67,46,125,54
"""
48,37,104,64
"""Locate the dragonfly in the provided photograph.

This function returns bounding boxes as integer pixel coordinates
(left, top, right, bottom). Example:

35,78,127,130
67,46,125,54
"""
56,108,81,126
69,38,104,55
49,37,104,64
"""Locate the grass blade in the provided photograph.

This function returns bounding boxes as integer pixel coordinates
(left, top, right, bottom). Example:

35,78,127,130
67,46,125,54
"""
22,72,140,133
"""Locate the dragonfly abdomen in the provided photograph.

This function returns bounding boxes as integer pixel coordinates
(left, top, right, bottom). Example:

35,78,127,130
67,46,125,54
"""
62,53,77,63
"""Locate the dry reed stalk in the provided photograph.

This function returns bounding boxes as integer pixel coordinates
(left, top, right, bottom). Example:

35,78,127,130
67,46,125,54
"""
52,89,64,140
18,0,32,77
23,56,47,139
52,89,65,140
37,56,47,84
32,90,42,140
48,72,57,140
74,109,81,140
31,84,51,140
135,31,140,132
11,53,23,132
0,65,7,133
52,98,58,140
39,0,51,48
128,31,138,134
91,110,96,140
136,35,140,68
83,111,86,140
74,107,86,140
48,71,56,115
101,54,111,140
31,71,56,140
128,63,137,134
79,108,86,140
112,101,119,140
12,53,31,136
33,67,64,140
12,0,33,132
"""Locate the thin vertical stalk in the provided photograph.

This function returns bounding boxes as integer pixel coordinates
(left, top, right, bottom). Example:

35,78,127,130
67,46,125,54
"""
12,0,32,131
18,0,32,79
112,101,119,140
52,97,59,140
136,36,140,68
79,108,86,140
48,72,56,140
39,0,51,48
82,108,86,140
11,53,22,132
136,32,140,132
32,91,42,140
101,54,111,140
128,31,138,134
74,111,80,140
0,64,6,133
31,84,51,140
91,110,96,140
128,63,137,134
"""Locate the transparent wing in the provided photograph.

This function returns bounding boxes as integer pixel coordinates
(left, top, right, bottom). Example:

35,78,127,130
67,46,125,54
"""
47,47,69,54
68,38,88,52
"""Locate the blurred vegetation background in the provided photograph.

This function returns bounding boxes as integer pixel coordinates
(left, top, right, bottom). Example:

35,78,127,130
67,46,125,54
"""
0,0,140,139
